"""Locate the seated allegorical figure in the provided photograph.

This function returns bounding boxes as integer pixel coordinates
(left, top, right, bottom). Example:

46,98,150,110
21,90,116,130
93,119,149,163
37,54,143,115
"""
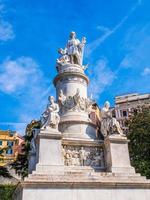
101,101,125,137
41,96,60,129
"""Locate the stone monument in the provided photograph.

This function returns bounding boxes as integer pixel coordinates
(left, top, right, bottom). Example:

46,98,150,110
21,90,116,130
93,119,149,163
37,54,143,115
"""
15,32,150,200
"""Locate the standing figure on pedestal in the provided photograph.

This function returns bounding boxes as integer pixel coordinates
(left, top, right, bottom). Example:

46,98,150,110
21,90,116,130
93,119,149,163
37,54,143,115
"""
57,31,86,66
41,96,60,129
66,31,86,65
101,101,125,137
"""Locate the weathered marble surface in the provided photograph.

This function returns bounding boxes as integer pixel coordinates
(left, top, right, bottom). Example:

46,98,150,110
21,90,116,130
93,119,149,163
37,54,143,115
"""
62,145,104,168
104,134,135,173
41,96,60,129
16,188,150,200
14,171,150,200
101,101,125,137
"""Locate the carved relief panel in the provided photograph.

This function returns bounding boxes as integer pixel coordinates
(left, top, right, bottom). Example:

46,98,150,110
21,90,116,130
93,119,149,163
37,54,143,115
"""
62,145,105,168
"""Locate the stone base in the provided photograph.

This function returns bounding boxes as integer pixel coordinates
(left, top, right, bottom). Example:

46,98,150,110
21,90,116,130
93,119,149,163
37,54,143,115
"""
14,171,150,200
15,187,150,200
104,134,135,173
110,166,135,173
30,128,63,174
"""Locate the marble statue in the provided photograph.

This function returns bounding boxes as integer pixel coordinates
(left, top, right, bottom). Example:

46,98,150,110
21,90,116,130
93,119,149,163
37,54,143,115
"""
74,88,81,105
56,48,70,64
57,31,86,66
58,88,94,114
101,101,125,137
41,96,60,129
58,90,66,106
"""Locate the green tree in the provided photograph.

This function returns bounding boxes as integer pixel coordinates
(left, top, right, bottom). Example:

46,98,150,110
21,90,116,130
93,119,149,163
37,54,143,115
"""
0,166,12,178
11,120,41,179
0,184,17,200
127,106,150,178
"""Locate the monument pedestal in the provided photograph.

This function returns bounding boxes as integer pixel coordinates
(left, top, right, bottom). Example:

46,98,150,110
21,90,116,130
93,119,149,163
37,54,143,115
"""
15,132,150,200
104,134,135,174
34,128,63,173
14,171,150,200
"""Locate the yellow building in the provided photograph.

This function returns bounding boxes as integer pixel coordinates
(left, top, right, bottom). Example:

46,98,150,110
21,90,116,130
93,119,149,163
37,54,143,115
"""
0,130,24,166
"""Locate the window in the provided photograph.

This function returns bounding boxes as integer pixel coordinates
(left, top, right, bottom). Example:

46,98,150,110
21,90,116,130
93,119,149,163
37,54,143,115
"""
0,140,2,146
123,110,127,117
6,149,13,155
7,141,13,146
9,131,14,137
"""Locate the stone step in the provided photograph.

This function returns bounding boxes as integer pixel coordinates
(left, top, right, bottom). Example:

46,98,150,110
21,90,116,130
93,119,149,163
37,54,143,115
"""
26,173,147,183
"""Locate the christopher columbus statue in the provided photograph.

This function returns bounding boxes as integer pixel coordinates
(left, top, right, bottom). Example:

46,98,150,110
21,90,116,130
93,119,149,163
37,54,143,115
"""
57,31,86,66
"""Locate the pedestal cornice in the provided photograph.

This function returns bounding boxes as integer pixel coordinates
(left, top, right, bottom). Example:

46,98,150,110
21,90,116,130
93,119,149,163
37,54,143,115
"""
53,71,89,86
105,134,129,144
39,128,62,140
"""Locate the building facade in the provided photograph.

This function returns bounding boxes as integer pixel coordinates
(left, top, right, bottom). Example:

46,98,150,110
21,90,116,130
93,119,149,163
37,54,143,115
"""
115,93,150,132
0,130,24,166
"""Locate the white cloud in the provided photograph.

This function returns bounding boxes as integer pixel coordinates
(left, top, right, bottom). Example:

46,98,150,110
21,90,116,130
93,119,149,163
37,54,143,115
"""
142,67,150,76
119,55,133,69
0,56,54,134
0,19,14,41
117,25,150,94
0,57,42,93
88,58,115,100
96,25,110,33
0,1,15,42
85,1,141,57
119,25,150,70
0,2,4,13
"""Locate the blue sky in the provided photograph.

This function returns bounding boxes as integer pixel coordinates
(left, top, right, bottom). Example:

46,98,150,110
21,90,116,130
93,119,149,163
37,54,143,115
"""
0,0,150,134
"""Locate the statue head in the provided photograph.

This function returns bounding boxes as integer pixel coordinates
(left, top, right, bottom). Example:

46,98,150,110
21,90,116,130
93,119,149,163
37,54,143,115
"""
70,31,76,39
49,96,55,104
104,101,110,109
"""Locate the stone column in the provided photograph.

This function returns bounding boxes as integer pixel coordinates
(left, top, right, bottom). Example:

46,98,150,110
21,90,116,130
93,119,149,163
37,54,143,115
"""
104,134,135,173
53,63,97,140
